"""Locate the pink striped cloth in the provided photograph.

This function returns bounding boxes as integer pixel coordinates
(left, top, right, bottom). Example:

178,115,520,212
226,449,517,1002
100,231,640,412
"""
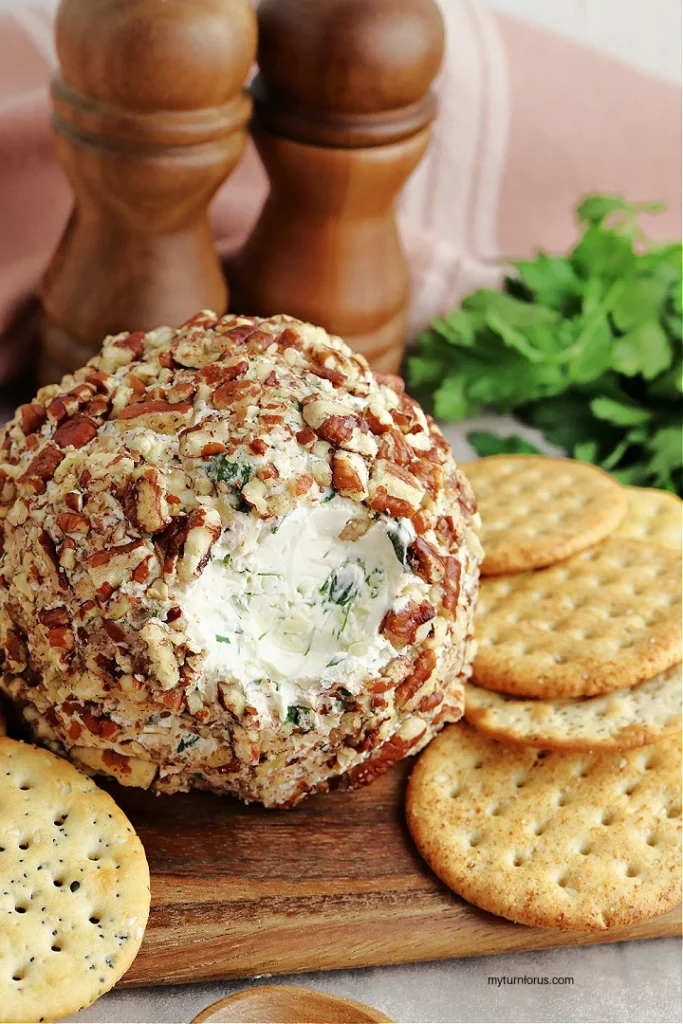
0,0,680,379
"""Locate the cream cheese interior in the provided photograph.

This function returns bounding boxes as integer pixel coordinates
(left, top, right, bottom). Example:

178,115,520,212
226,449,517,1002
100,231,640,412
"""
177,497,414,719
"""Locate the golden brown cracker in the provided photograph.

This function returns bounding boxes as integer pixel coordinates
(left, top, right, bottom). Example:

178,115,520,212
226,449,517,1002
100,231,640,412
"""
474,538,682,698
461,455,627,575
616,486,682,552
406,723,682,931
464,664,682,751
0,738,150,1023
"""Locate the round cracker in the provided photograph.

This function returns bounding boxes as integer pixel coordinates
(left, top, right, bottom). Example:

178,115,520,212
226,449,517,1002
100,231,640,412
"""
406,723,682,931
461,455,627,575
0,738,150,1023
474,538,682,698
615,486,682,552
464,664,682,751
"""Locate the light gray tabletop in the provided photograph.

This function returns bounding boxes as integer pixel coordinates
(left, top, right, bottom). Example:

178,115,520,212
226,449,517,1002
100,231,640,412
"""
68,938,682,1024
6,412,676,1024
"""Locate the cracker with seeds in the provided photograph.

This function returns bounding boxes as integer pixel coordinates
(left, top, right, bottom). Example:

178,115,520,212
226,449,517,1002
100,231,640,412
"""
474,538,682,698
406,723,682,931
461,456,627,575
0,738,150,1023
464,664,682,751
615,487,682,552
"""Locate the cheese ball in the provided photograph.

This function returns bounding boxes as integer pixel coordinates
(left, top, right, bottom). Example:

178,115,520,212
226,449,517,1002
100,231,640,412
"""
0,313,481,807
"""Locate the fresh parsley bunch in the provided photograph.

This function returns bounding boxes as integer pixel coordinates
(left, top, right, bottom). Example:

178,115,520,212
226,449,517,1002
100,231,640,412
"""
408,195,682,493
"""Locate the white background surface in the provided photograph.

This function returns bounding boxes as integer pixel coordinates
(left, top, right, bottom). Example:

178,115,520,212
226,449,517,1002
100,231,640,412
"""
484,0,682,83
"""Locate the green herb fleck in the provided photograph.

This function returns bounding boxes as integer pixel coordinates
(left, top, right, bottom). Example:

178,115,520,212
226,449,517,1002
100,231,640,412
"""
286,705,314,730
207,455,254,489
386,520,412,569
215,634,231,644
177,735,200,753
321,565,359,605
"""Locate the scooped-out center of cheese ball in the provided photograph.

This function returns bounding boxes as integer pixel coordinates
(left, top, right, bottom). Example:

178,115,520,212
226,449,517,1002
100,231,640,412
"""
180,496,412,720
0,312,482,807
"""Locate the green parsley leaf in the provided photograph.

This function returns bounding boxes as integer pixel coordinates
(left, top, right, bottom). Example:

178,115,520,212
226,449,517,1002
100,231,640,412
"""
467,432,541,457
590,397,652,427
215,634,231,644
407,193,682,494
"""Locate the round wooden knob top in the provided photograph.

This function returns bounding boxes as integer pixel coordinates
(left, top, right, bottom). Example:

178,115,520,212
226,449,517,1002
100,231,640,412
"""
254,0,444,147
55,0,257,113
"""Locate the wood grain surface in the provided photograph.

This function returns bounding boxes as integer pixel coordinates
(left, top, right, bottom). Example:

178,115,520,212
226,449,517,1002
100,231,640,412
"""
110,759,681,988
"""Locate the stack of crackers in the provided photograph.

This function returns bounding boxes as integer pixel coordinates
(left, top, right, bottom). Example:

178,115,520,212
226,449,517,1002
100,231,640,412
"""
408,456,682,932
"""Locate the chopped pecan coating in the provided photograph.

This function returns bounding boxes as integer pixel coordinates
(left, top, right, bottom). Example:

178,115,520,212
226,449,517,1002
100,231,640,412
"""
0,312,480,808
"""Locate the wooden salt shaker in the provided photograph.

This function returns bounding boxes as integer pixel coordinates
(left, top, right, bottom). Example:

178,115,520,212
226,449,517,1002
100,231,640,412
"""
229,0,444,373
39,0,257,382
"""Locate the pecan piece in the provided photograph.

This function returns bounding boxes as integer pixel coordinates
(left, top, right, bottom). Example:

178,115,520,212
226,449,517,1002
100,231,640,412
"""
442,556,462,618
377,428,413,466
140,620,180,690
212,381,261,410
199,360,249,385
309,362,346,386
369,460,425,517
132,467,171,534
46,383,96,425
73,747,157,789
47,626,75,651
303,398,378,456
374,372,405,395
382,600,436,647
332,451,369,501
113,330,146,360
85,539,149,590
419,689,444,713
176,506,222,582
56,512,90,536
38,606,70,627
408,537,444,583
53,415,98,450
37,530,69,591
454,468,477,516
296,427,316,447
117,400,194,432
0,469,16,506
5,628,28,671
17,444,64,494
395,649,437,707
364,401,393,434
18,402,46,435
412,459,443,499
343,731,414,789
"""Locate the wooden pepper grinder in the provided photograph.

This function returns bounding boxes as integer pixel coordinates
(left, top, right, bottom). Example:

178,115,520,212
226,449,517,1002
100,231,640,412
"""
39,0,257,382
229,0,444,373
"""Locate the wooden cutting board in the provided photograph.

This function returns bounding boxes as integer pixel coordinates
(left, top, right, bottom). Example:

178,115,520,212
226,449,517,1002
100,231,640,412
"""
110,758,681,987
